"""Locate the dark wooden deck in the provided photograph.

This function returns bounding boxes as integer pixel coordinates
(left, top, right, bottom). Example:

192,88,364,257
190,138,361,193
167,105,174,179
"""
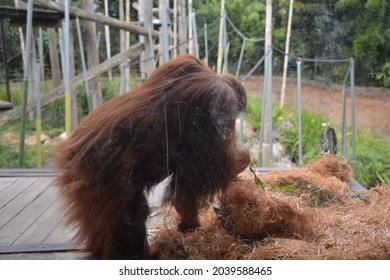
0,169,85,259
0,169,167,260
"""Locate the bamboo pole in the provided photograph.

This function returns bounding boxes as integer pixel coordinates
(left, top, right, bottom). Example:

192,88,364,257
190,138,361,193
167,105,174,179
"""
261,0,273,166
350,58,356,163
177,0,186,54
192,10,199,58
37,28,45,82
0,20,11,102
119,0,127,92
173,0,178,57
188,0,194,55
216,0,225,74
34,0,159,38
76,17,92,111
125,0,131,89
0,43,145,126
280,0,294,107
18,0,34,167
297,58,303,165
63,0,71,137
35,63,42,168
160,3,169,64
47,28,62,88
138,0,154,76
204,23,208,65
104,0,112,81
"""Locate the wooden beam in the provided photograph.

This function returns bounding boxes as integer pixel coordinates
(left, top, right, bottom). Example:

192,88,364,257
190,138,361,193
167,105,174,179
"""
33,0,160,38
0,43,144,126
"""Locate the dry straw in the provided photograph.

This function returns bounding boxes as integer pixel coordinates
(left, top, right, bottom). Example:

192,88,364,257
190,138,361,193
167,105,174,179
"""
151,156,390,259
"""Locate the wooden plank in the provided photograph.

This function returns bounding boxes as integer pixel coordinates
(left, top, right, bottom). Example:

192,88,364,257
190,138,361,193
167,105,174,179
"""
13,194,65,245
0,243,81,254
0,177,19,194
0,178,31,211
0,251,89,260
0,178,58,245
0,178,48,244
0,169,58,177
44,218,78,244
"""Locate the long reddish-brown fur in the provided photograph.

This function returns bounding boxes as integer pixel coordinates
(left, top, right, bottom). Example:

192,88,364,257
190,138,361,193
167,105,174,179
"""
55,54,250,259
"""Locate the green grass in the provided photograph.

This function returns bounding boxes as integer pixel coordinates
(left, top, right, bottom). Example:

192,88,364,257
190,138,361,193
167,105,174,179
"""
245,96,284,133
353,130,390,187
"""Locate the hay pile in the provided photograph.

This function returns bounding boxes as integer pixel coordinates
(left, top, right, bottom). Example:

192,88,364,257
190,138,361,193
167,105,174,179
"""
150,156,390,260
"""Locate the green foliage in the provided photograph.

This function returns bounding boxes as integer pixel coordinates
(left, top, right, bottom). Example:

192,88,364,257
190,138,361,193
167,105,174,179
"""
353,130,390,187
280,110,327,163
0,82,23,106
245,97,284,133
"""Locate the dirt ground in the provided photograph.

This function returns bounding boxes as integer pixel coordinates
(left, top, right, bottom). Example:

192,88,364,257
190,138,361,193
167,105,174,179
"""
243,76,390,141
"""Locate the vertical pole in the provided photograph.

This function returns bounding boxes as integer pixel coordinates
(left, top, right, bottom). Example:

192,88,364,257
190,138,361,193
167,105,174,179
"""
217,0,225,74
148,26,156,71
119,0,125,53
76,17,92,111
297,58,303,165
280,0,294,107
47,28,62,88
63,1,71,137
160,4,170,64
262,0,273,166
104,0,112,80
125,0,131,88
350,58,356,163
192,10,199,58
204,23,208,65
222,13,229,73
37,28,45,82
341,83,347,158
139,0,154,76
0,20,11,102
119,0,127,91
177,0,186,55
236,39,246,145
125,0,130,49
96,31,102,52
173,0,178,57
35,63,42,168
188,0,194,55
259,54,269,163
268,49,273,162
18,0,34,167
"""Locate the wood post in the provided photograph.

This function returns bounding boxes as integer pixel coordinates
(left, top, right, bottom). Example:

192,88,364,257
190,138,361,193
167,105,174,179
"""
34,0,159,38
83,0,102,106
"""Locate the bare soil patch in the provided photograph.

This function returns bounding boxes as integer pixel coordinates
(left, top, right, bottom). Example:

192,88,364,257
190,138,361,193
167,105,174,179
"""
243,76,390,141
